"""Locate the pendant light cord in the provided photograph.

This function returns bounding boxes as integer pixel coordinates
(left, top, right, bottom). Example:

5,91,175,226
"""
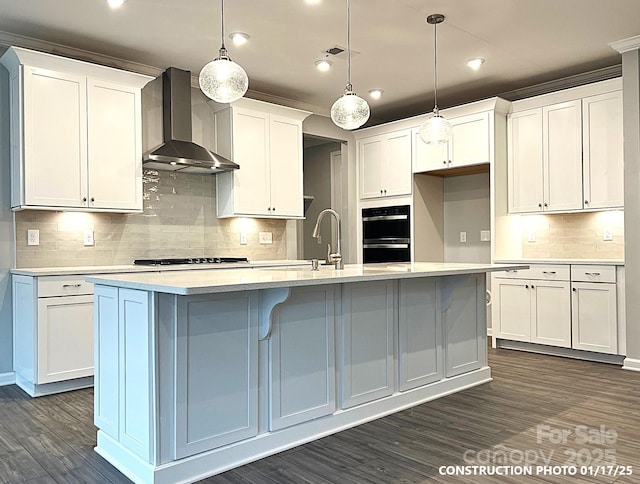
433,19,438,113
346,0,352,91
220,0,226,51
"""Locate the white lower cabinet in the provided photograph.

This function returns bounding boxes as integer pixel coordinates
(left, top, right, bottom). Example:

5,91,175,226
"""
269,286,336,431
12,274,95,396
571,265,618,354
340,280,395,408
494,263,621,355
398,278,442,391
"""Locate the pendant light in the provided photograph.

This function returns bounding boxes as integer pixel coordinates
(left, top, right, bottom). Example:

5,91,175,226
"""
419,14,452,144
330,0,370,130
199,0,249,103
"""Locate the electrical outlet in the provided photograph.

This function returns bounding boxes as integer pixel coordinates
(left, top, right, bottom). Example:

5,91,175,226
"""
27,229,39,246
480,230,491,242
83,230,94,246
459,231,467,243
259,232,273,244
603,227,613,241
527,229,536,243
240,232,247,245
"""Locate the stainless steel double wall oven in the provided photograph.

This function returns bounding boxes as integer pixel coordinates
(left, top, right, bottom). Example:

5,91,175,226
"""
362,205,411,263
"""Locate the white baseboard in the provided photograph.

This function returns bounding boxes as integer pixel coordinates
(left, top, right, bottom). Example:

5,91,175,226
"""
0,372,15,386
487,328,493,337
622,357,640,371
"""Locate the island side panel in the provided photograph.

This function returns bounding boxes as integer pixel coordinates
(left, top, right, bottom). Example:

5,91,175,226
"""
442,274,488,377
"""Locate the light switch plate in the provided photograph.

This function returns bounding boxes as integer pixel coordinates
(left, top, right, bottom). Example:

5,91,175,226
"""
259,232,273,244
603,227,613,241
84,231,94,246
480,230,491,242
240,232,247,245
27,229,39,246
459,231,467,243
527,229,536,243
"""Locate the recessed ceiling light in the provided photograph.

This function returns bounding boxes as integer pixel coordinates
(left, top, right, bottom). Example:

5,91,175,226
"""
229,32,250,46
305,0,321,4
107,0,126,8
368,89,384,99
315,59,333,72
466,57,485,71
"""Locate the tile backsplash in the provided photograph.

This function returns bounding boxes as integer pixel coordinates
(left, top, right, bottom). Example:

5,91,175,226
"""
521,211,624,259
15,170,287,268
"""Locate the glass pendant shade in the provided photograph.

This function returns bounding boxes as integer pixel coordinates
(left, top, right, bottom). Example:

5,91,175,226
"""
199,51,248,103
331,89,370,130
419,110,452,144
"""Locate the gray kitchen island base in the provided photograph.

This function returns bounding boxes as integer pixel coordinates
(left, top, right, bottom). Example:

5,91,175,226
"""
89,264,523,484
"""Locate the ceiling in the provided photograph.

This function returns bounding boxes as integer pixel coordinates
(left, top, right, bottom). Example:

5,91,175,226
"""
0,0,638,125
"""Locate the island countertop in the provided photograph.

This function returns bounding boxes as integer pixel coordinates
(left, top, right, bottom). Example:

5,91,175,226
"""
86,262,528,295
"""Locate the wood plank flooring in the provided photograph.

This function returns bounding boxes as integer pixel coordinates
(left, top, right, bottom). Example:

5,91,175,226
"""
1,348,639,483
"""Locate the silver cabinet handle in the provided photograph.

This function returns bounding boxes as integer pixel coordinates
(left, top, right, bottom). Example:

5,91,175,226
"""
584,272,601,276
542,271,556,274
506,269,518,273
62,283,82,288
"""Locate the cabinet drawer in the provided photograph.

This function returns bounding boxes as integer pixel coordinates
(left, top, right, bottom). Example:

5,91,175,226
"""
571,265,616,283
496,264,569,281
38,276,94,297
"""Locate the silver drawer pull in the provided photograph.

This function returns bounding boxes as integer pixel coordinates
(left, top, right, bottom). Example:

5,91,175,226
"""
506,270,518,273
584,272,601,276
542,271,556,274
62,283,82,288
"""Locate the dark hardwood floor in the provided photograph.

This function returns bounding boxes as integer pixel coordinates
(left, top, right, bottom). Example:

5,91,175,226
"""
1,347,640,483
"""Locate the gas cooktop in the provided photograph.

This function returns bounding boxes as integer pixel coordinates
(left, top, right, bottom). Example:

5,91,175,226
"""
133,257,249,266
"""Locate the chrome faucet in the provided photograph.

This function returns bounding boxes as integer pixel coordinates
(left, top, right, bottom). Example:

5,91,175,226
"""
312,208,344,270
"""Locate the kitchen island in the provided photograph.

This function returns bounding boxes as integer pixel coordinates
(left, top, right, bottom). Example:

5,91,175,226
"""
87,262,524,484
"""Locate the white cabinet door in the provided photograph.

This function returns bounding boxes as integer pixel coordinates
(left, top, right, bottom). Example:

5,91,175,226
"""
531,280,571,348
413,128,449,173
493,278,531,342
543,100,583,211
449,112,491,167
398,278,442,391
571,282,617,354
359,136,384,199
341,281,395,408
269,115,303,217
384,129,412,197
87,79,142,211
582,91,623,209
23,67,87,208
174,292,259,458
232,108,271,215
37,295,94,384
508,109,544,213
269,286,336,430
443,274,486,377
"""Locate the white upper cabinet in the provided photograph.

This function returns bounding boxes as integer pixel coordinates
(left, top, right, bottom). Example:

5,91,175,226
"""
358,128,412,199
215,99,310,218
0,47,151,212
413,111,491,173
507,80,623,214
582,91,624,209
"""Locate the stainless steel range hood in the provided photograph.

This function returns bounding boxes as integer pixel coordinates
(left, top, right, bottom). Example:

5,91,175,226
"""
143,67,239,174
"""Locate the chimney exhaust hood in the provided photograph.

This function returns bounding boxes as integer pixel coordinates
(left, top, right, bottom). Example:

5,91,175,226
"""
143,67,239,174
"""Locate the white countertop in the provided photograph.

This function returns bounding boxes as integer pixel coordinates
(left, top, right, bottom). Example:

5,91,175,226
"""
86,262,528,296
10,260,309,276
493,258,624,265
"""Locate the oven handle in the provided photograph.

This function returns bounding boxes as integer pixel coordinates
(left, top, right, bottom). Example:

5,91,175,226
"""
364,238,410,244
363,243,410,249
362,215,408,221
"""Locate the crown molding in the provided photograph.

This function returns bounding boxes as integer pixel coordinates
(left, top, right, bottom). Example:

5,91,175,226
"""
610,35,640,54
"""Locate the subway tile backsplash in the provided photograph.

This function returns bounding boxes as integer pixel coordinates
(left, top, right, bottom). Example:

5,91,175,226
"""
15,170,287,268
521,211,624,259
